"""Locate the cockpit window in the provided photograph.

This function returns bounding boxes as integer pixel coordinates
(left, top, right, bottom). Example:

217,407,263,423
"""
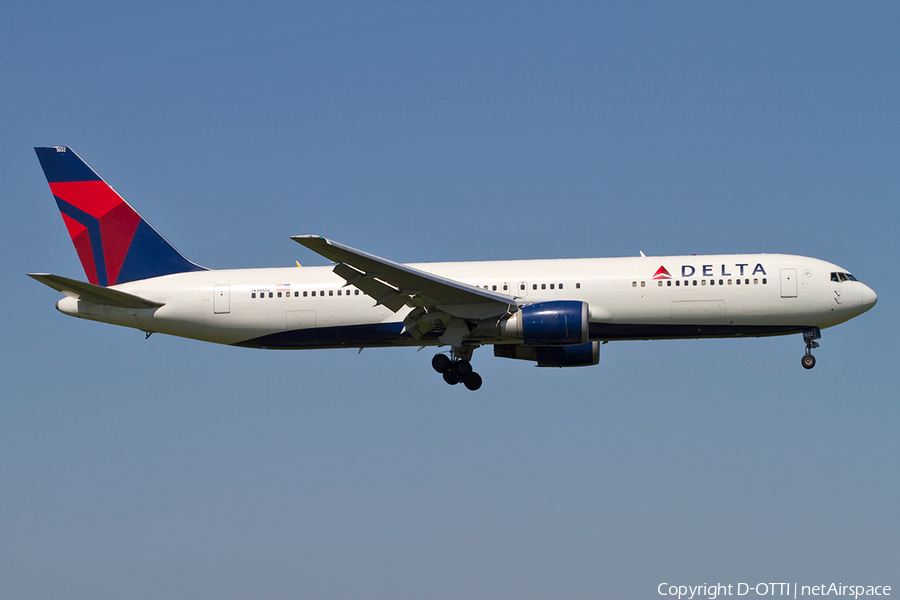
831,272,858,282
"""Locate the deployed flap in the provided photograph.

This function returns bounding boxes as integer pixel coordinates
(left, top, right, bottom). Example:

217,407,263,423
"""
292,236,515,316
28,273,164,309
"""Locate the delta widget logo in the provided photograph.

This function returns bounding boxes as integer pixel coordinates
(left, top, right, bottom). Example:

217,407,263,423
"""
652,263,768,279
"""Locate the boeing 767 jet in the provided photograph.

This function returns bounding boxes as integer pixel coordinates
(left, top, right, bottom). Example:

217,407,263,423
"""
30,147,877,390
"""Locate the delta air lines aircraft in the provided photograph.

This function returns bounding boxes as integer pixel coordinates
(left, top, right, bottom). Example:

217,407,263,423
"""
30,147,877,391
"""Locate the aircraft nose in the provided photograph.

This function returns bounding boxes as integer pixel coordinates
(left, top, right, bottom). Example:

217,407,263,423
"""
861,284,877,313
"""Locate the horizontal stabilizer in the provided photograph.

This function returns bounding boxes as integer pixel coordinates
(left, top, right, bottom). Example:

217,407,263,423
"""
28,273,164,309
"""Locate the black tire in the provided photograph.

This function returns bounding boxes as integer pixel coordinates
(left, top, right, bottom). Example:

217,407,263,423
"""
452,359,473,376
443,371,461,385
801,354,816,370
463,372,483,391
432,354,452,373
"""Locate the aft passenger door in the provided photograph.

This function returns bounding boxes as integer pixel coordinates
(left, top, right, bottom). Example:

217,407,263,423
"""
214,285,230,314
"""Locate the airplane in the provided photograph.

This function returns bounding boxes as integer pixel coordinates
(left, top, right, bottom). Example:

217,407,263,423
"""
30,146,877,391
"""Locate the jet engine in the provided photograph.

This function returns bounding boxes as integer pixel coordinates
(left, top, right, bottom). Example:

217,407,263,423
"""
493,300,589,346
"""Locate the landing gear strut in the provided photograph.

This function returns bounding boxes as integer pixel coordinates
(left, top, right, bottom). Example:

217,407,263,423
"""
801,327,820,370
432,349,483,391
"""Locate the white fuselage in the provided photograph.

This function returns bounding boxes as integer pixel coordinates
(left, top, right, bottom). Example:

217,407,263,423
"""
55,253,877,351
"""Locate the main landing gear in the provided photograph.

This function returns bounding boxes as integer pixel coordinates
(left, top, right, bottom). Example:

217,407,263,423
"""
801,327,821,370
432,353,483,391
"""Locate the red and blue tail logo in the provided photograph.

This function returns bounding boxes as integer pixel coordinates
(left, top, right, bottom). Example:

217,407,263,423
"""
35,147,206,286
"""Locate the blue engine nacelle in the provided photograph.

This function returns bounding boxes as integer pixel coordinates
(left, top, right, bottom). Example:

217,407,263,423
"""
493,341,600,367
497,300,589,346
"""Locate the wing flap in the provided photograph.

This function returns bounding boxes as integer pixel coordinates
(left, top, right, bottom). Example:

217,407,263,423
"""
332,263,409,312
28,273,164,309
293,236,515,317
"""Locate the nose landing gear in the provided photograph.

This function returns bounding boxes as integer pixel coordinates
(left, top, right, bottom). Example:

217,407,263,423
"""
801,328,821,370
431,350,483,391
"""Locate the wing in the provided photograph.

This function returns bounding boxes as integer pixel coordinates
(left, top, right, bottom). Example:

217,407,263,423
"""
28,273,165,309
292,235,517,344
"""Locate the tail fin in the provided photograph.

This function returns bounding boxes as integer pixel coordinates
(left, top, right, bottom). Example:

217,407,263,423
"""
34,146,206,286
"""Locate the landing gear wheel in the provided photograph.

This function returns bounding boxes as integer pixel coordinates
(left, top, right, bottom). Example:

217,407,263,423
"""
442,371,461,385
462,372,482,391
452,359,473,376
801,328,821,370
432,354,451,373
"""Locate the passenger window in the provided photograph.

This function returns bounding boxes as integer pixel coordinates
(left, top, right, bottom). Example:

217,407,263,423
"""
329,290,333,296
550,284,555,290
303,291,308,297
762,278,767,285
701,280,706,286
503,284,508,291
559,283,563,290
311,291,316,297
753,279,758,285
667,281,671,287
492,285,497,291
692,280,697,286
719,279,723,285
520,284,526,291
576,283,581,289
251,292,256,298
355,290,360,295
641,281,645,287
268,292,273,298
632,282,637,288
676,280,680,287
533,284,537,290
658,281,663,287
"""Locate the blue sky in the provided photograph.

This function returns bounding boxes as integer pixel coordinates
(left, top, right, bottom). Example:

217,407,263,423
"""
2,3,897,598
